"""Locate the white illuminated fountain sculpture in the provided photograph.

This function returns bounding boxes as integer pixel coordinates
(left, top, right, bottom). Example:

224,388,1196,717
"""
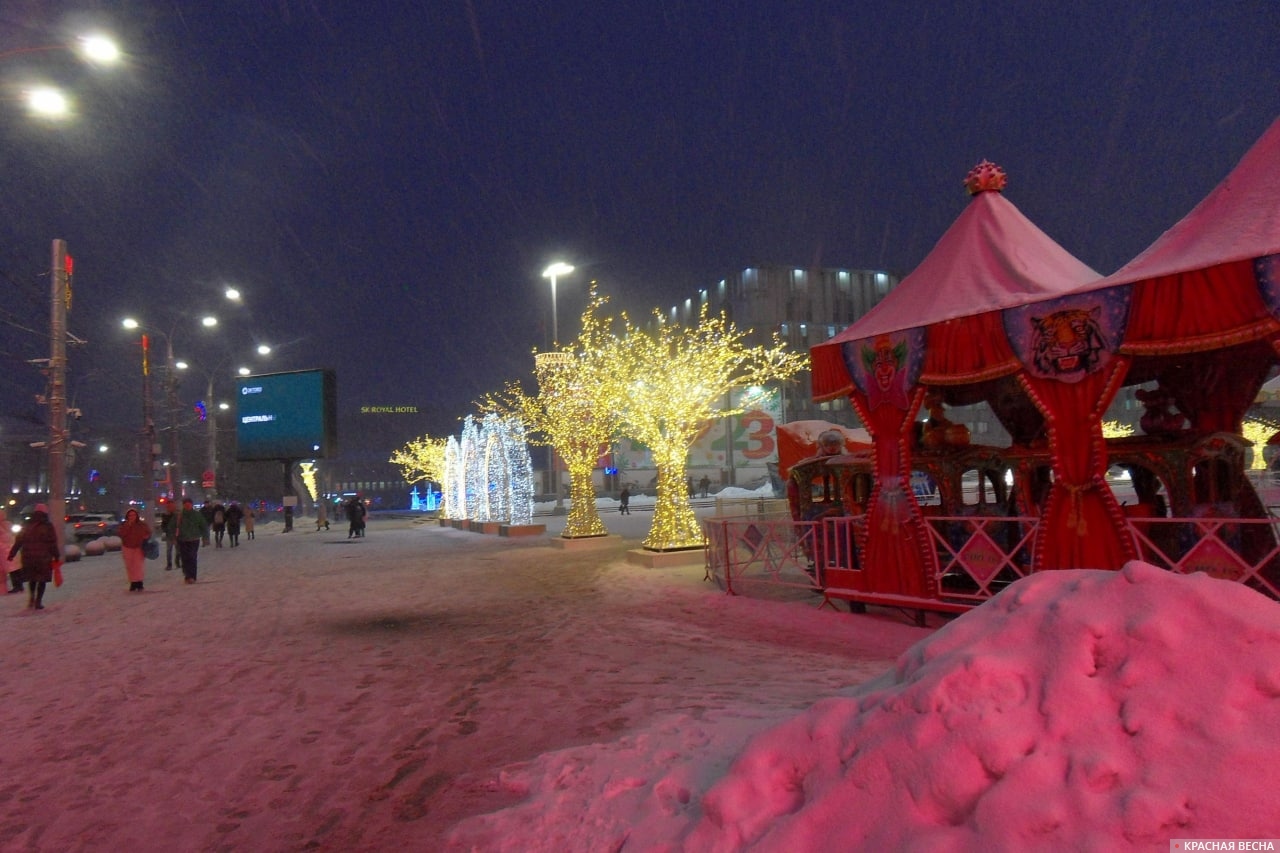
439,414,540,534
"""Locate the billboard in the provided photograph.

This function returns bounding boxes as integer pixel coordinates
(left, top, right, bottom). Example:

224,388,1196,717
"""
235,369,337,461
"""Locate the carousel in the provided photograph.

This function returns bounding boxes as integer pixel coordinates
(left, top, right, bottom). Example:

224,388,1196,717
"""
782,116,1280,615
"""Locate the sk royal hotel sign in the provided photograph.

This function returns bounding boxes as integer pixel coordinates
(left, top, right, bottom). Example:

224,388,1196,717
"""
360,405,420,414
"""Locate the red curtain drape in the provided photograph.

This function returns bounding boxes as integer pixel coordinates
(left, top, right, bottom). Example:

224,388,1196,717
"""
922,311,1021,384
1018,359,1136,571
849,387,934,598
1123,260,1273,354
1162,345,1275,434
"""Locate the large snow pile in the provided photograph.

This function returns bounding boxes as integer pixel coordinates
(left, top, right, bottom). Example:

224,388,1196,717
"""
450,562,1280,850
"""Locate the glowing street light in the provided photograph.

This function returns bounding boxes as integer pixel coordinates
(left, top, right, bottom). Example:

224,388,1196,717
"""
542,262,575,346
25,87,69,118
4,34,121,120
78,35,121,65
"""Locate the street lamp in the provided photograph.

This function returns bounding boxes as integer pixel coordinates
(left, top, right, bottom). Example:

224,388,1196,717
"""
542,262,575,346
5,36,121,549
122,313,220,509
3,33,122,120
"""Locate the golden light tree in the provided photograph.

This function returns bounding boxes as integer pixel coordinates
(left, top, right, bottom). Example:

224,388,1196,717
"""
484,290,624,538
390,435,448,486
609,305,806,551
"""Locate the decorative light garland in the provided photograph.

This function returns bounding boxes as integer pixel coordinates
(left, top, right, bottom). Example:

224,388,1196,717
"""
444,435,463,519
461,416,483,520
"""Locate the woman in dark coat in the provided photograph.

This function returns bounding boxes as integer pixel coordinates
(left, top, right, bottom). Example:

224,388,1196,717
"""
8,504,59,610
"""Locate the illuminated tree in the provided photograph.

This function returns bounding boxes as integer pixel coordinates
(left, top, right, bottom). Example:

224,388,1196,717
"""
390,435,448,487
1101,420,1135,439
1242,417,1272,471
610,306,806,550
484,290,624,538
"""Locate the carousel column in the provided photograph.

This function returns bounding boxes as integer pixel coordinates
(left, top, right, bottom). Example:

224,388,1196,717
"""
1018,360,1134,571
850,387,936,598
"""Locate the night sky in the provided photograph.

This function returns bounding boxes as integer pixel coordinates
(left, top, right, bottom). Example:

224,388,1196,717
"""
1,2,1277,449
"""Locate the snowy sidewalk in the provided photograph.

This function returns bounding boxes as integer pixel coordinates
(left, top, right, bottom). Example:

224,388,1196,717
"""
1,517,931,851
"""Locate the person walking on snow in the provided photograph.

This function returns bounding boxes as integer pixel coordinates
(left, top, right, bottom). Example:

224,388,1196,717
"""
1,517,22,594
210,501,227,548
224,502,244,547
619,487,631,515
174,498,210,584
117,508,153,591
159,500,180,571
8,504,58,610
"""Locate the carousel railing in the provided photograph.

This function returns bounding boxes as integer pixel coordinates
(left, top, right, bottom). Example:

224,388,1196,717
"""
704,512,1280,604
924,515,1039,604
1126,516,1280,600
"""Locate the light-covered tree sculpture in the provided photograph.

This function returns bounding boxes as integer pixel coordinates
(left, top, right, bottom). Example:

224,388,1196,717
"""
484,289,624,538
611,305,806,551
389,435,448,492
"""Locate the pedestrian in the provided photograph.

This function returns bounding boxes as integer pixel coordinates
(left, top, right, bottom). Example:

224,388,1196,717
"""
117,508,152,591
7,503,59,611
356,499,368,537
159,500,180,571
619,487,631,515
687,476,695,498
243,508,255,540
315,500,330,532
225,501,244,547
1,517,23,594
345,497,361,539
699,475,711,498
210,501,227,548
174,497,210,584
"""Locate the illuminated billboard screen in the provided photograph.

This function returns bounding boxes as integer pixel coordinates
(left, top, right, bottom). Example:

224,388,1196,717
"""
235,369,337,461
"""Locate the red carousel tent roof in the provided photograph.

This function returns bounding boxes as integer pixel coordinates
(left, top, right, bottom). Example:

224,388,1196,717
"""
810,166,1100,400
1057,115,1280,359
1097,115,1280,291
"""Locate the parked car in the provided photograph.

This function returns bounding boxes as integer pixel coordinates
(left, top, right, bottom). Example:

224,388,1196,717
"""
65,512,120,542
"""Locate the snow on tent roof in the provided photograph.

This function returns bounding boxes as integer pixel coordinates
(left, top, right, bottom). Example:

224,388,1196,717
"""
1091,114,1280,292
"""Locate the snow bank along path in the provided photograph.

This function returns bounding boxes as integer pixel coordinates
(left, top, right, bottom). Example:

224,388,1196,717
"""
453,561,1280,850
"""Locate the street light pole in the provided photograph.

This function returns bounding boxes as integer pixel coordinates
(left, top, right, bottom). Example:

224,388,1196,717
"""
164,335,182,501
48,239,69,553
542,262,575,346
140,333,158,526
205,374,217,501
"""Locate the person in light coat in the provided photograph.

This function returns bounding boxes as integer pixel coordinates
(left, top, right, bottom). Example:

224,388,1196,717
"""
117,508,152,592
1,517,21,594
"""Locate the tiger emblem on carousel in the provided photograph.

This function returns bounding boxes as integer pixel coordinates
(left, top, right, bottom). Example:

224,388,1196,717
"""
1029,306,1109,377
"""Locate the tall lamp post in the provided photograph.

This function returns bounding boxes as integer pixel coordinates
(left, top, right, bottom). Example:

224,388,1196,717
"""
542,262,575,346
123,313,220,507
6,36,121,547
195,343,269,502
48,239,70,552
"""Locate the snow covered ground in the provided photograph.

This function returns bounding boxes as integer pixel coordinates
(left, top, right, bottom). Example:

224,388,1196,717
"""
6,512,1278,851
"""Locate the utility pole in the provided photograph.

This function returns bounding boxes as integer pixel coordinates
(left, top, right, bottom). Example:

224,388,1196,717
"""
205,373,217,501
48,239,69,553
140,333,158,527
165,336,182,501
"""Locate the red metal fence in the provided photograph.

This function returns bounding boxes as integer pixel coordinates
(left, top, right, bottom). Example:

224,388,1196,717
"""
704,512,1280,608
